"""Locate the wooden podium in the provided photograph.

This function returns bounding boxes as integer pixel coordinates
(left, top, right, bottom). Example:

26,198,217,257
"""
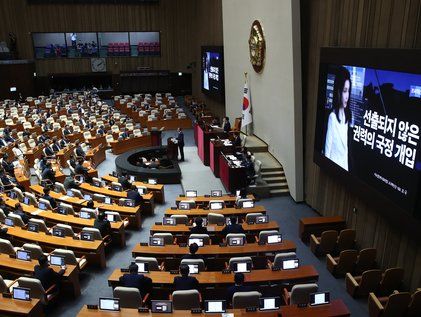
167,137,178,160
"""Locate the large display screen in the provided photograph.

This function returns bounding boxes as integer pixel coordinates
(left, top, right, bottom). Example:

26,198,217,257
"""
201,46,224,98
314,49,421,221
65,33,98,58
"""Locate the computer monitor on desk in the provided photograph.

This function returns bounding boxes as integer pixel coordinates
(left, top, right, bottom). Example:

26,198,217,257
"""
188,238,204,247
13,287,30,301
310,292,330,306
267,234,282,244
16,250,31,261
99,298,120,311
210,201,223,210
259,297,281,311
205,300,226,313
211,190,222,197
185,190,197,198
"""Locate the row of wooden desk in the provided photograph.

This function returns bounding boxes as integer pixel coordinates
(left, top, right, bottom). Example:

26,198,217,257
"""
2,194,127,247
77,300,350,317
174,194,255,206
30,185,142,229
164,205,266,218
102,175,165,204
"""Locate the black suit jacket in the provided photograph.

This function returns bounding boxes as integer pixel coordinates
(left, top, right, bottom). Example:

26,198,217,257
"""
190,225,208,234
93,219,111,237
221,224,245,235
41,168,56,183
119,273,152,298
75,146,85,157
173,275,199,291
44,146,55,157
176,131,184,146
223,122,231,133
127,189,143,206
34,265,64,291
42,194,57,209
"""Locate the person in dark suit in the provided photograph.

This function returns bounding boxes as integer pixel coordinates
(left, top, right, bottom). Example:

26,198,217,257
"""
97,125,105,136
1,154,14,175
14,203,29,224
3,132,15,143
173,264,199,291
226,273,255,305
176,127,185,161
222,117,231,133
63,175,79,190
93,212,111,237
190,217,208,234
120,129,129,139
51,140,61,152
118,173,131,191
0,197,10,216
39,156,48,172
44,141,55,158
59,138,69,148
68,155,77,169
75,141,86,158
119,263,152,298
0,137,7,147
127,184,144,206
181,243,204,261
42,187,57,209
63,125,72,136
233,133,242,148
34,255,65,292
221,217,245,235
74,158,91,182
41,162,56,183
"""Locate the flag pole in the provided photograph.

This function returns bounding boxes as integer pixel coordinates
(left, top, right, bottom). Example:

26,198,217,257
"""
244,72,248,137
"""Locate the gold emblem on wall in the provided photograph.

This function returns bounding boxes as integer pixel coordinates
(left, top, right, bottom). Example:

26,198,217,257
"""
248,20,266,73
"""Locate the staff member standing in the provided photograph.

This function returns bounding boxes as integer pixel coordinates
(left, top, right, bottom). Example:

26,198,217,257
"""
176,127,185,162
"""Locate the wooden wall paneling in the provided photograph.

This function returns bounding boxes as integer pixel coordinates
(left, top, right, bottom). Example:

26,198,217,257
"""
302,0,421,290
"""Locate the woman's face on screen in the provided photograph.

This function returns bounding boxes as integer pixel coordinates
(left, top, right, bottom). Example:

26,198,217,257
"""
342,80,350,108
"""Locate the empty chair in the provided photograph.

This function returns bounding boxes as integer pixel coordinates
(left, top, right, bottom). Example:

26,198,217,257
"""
55,224,75,237
22,243,47,259
39,198,53,210
170,215,189,225
228,257,253,271
368,291,411,317
355,248,377,274
226,233,246,245
79,208,97,219
0,238,19,255
232,291,261,309
135,257,162,271
133,129,142,137
326,249,358,277
207,212,225,225
0,209,6,223
54,182,66,194
12,187,24,201
28,218,49,233
70,188,83,198
93,193,107,202
310,230,338,256
0,275,14,293
245,213,264,223
272,252,297,268
236,198,252,208
105,211,122,222
152,233,174,245
407,289,421,317
24,192,38,205
172,290,201,310
283,283,318,305
58,203,75,215
189,234,210,245
378,268,404,296
346,269,382,298
81,227,103,240
14,277,58,305
258,230,279,244
180,259,206,272
8,213,25,227
51,249,87,270
337,229,356,252
113,286,145,308
180,200,195,209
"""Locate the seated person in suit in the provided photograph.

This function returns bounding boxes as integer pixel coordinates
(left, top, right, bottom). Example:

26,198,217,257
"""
97,125,106,136
127,184,144,206
181,242,204,261
39,155,48,172
173,264,199,291
63,125,72,136
233,133,242,148
42,187,57,209
190,217,208,234
119,263,152,298
41,162,56,183
13,203,29,224
0,170,16,190
59,137,69,148
68,155,77,169
1,154,15,175
86,199,95,209
93,212,111,238
118,173,131,191
44,140,56,158
0,197,10,215
34,255,65,292
148,158,160,169
222,117,231,133
221,216,245,235
226,273,255,306
74,158,91,182
51,138,61,152
74,140,86,158
63,175,80,190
